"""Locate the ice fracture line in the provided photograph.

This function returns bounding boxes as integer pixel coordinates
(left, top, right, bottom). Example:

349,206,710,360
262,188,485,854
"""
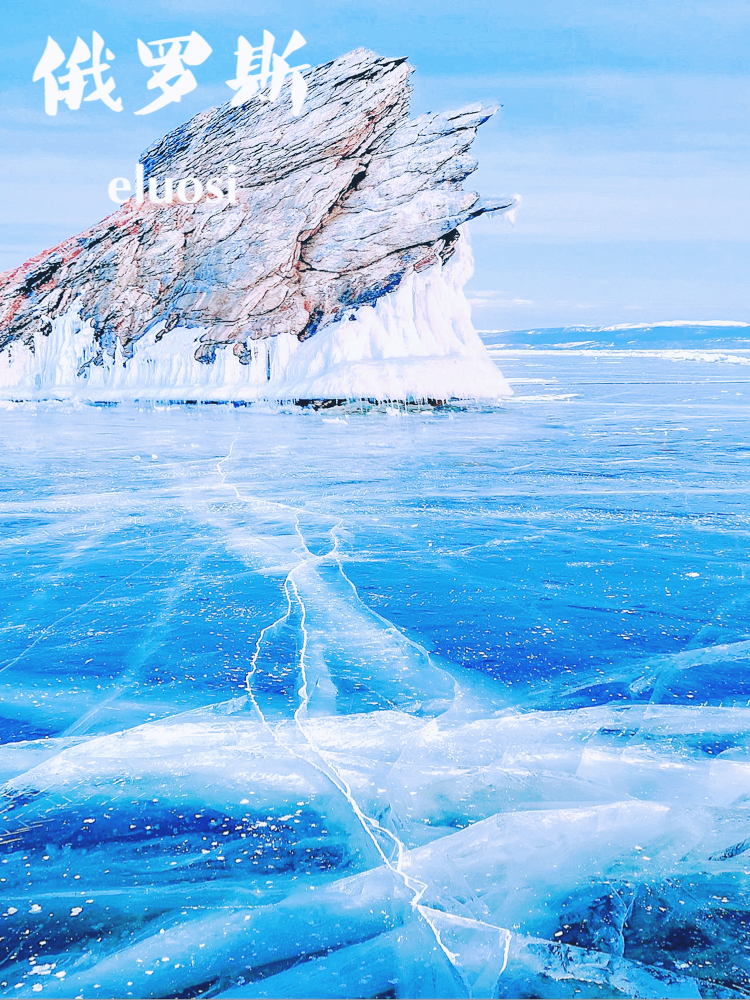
215,440,467,977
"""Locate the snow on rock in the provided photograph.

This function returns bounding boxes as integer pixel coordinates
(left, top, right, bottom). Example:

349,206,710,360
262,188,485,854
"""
272,232,511,403
0,48,514,403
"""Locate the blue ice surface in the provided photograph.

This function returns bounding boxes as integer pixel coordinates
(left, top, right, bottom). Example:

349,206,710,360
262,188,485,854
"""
0,327,749,999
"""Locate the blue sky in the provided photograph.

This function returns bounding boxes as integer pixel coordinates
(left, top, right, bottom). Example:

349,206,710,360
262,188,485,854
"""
1,0,748,329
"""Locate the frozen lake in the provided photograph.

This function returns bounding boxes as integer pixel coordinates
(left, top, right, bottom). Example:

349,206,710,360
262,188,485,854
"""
1,336,749,998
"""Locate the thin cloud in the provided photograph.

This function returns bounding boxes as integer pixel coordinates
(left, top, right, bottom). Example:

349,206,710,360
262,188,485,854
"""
468,293,535,307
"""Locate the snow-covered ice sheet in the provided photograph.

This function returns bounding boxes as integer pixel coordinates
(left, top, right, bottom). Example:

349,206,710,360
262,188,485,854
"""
0,338,749,998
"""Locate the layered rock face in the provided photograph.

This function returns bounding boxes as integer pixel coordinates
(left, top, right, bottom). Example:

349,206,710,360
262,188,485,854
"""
0,49,513,398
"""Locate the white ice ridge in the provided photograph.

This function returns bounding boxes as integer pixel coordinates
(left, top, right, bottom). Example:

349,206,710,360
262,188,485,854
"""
0,230,511,404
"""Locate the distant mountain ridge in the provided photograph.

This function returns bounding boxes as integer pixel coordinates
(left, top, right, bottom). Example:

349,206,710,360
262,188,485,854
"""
480,322,750,350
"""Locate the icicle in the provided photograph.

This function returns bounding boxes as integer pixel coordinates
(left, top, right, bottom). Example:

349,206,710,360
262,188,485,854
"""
0,230,510,404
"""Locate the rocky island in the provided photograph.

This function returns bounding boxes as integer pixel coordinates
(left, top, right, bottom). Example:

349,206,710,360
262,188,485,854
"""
0,49,513,402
